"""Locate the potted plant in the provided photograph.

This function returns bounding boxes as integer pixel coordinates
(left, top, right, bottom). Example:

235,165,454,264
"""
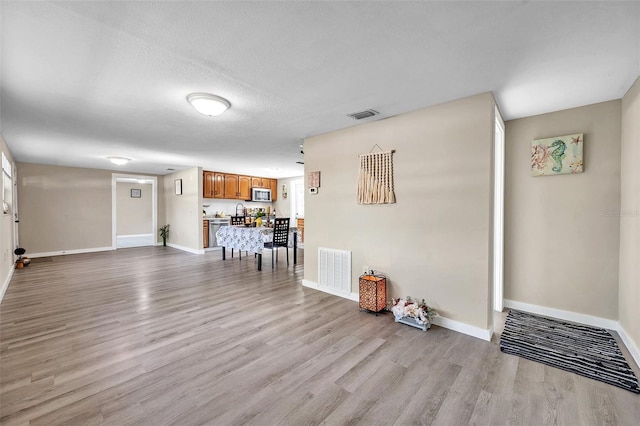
159,224,170,246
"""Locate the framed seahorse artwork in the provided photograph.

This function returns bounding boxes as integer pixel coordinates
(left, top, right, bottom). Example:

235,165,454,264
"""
531,133,583,176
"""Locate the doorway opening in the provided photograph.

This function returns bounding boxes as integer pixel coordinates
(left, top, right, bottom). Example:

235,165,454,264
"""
290,179,305,218
2,153,18,260
290,178,305,246
112,174,158,249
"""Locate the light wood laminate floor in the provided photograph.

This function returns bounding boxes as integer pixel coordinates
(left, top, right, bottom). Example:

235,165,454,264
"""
1,247,639,425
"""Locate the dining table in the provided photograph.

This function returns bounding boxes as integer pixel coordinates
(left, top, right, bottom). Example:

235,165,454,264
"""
215,225,298,270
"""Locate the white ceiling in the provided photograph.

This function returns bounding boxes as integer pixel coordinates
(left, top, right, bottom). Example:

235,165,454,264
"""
1,1,639,177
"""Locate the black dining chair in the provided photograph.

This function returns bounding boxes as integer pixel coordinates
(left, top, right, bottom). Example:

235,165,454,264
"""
230,216,246,259
264,217,290,268
230,216,245,225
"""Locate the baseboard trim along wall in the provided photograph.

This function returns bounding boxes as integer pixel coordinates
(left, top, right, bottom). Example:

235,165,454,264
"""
504,299,619,330
302,279,359,302
302,279,493,341
431,316,493,342
617,324,640,370
504,299,640,368
30,246,114,258
166,243,205,255
0,264,15,304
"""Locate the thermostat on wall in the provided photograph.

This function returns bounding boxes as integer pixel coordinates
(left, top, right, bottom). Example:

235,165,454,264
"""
309,187,318,194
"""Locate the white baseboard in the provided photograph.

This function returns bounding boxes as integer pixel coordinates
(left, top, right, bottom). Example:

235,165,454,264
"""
166,243,205,255
302,279,493,341
504,299,618,330
0,264,15,304
29,246,115,258
302,279,359,302
431,316,493,342
616,324,640,369
117,233,154,238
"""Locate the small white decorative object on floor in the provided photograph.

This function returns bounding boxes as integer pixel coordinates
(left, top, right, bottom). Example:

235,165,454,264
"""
396,316,429,331
391,297,437,331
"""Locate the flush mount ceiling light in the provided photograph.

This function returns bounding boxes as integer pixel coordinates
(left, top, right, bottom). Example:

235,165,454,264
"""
186,93,231,116
107,156,131,166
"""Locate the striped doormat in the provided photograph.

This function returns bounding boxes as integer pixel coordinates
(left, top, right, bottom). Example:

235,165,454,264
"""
500,310,639,394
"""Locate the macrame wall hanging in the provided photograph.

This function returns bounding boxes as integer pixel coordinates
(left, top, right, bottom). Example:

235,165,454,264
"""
357,145,396,204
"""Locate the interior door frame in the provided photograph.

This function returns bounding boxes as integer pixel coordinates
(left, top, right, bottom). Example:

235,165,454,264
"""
12,162,18,255
493,106,506,312
111,173,158,249
290,178,304,218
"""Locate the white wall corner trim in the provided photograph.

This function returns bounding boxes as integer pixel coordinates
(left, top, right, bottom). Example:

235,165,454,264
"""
617,324,640,370
302,279,359,302
504,299,619,330
302,280,493,341
0,264,15,304
166,243,205,255
29,246,115,258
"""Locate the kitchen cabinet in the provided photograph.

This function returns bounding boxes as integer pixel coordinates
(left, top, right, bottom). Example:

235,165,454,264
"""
251,177,278,197
224,174,239,198
204,171,225,199
238,175,252,200
203,219,209,248
251,177,269,189
269,178,278,201
203,171,214,198
204,170,274,201
213,172,224,198
253,177,277,201
223,174,252,200
297,218,304,243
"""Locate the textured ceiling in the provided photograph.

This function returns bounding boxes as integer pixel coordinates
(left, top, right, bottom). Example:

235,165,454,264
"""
1,1,639,177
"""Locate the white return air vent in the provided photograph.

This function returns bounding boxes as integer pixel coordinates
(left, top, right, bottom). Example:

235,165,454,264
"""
318,247,352,295
347,109,379,120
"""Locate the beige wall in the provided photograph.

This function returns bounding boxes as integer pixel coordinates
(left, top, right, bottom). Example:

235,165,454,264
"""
504,100,622,319
163,167,202,251
18,163,114,254
1,134,17,297
17,163,164,254
116,181,152,235
619,77,640,353
305,93,496,330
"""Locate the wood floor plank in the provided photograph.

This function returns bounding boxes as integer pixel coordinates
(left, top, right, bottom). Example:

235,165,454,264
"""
2,246,639,425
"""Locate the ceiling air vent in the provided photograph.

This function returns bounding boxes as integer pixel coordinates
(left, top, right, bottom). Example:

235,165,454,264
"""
347,109,379,120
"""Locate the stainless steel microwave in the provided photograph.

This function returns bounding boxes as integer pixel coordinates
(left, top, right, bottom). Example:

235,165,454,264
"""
251,187,272,202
